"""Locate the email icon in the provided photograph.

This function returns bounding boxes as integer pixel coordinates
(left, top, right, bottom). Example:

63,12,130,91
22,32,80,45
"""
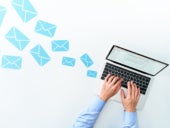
62,56,76,67
30,44,51,66
52,40,69,52
5,27,30,51
1,55,22,69
0,6,6,26
87,70,97,78
35,20,57,38
12,0,37,22
80,53,94,68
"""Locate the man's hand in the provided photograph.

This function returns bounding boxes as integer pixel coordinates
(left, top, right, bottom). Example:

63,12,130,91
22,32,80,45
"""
99,74,123,102
121,81,141,112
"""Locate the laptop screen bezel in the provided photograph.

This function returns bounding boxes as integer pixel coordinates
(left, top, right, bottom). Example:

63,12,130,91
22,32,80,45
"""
106,45,169,76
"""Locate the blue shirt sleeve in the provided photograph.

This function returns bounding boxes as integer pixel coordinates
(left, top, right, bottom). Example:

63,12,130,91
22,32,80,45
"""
72,96,105,128
72,96,137,128
122,111,137,128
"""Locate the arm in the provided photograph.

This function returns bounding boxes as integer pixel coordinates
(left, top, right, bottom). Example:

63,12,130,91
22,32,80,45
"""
72,74,123,128
72,96,105,128
121,81,141,128
123,111,137,128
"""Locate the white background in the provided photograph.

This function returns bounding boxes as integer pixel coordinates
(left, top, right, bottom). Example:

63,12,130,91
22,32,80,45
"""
0,0,170,128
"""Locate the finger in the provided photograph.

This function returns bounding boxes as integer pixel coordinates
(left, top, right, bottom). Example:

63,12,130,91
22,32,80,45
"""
108,75,115,83
131,81,135,97
114,78,123,88
110,76,119,85
105,74,111,82
127,81,131,96
114,85,121,94
133,82,138,97
112,78,123,93
120,89,125,102
137,88,141,101
134,84,139,97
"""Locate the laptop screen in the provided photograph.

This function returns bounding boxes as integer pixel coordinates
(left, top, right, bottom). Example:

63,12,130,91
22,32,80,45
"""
107,45,168,76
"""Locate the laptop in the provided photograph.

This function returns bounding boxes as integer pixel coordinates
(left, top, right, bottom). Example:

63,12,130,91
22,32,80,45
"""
99,45,169,110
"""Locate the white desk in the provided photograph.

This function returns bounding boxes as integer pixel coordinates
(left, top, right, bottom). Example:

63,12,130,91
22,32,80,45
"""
0,0,170,128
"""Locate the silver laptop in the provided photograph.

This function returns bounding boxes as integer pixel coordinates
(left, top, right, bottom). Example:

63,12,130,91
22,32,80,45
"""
99,45,168,110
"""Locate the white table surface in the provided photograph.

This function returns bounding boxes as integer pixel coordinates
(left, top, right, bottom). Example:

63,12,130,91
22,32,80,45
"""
0,0,170,128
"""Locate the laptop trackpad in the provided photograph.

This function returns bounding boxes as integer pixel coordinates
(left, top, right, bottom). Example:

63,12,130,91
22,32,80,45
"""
110,87,145,110
110,87,127,103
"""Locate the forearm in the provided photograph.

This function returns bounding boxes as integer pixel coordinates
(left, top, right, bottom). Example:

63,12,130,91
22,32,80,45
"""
72,96,105,128
122,111,137,128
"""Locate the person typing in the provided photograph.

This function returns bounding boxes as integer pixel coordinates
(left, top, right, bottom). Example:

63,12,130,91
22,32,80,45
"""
72,74,140,128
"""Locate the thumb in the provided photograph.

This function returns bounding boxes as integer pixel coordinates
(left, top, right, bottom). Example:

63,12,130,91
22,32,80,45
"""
120,89,125,102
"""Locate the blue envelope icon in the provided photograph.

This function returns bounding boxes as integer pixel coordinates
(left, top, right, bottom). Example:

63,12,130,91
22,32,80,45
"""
87,70,97,78
80,53,94,68
35,20,57,38
1,55,22,69
30,44,50,66
5,27,30,51
52,40,69,52
12,0,37,22
0,6,6,26
62,57,76,67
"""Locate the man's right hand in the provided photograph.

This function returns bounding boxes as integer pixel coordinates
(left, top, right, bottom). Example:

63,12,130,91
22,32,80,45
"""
120,81,141,112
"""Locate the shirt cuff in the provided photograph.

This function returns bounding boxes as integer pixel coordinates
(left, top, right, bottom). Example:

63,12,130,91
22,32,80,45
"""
88,96,106,112
123,111,137,126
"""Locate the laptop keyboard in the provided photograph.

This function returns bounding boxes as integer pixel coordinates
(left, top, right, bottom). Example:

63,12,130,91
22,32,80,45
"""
101,62,151,94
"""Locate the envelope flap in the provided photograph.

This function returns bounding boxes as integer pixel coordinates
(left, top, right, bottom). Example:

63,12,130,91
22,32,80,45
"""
82,55,88,61
53,40,69,47
23,0,37,12
64,57,74,63
2,55,22,69
82,54,87,59
31,44,50,59
52,40,69,52
5,27,15,38
5,27,30,51
30,45,40,53
80,53,94,67
6,27,29,41
38,20,56,30
2,55,22,65
12,0,37,12
30,44,50,66
35,20,56,37
87,70,97,78
39,45,50,58
62,57,76,67
14,27,29,41
12,0,37,22
81,54,93,62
